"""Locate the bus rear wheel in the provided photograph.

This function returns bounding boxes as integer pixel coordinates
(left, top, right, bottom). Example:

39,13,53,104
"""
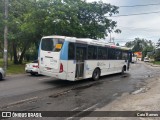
121,66,125,74
0,73,2,80
92,68,100,80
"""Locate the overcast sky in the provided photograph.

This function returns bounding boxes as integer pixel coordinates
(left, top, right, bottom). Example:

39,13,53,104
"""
86,0,160,45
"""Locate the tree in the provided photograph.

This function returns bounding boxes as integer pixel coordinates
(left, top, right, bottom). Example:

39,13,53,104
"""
40,0,120,39
4,0,9,70
6,0,120,64
0,0,4,53
154,39,160,61
116,43,120,46
156,39,160,47
8,0,40,64
125,38,155,60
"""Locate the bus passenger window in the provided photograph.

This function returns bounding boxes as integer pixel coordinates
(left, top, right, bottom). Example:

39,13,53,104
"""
41,38,54,51
122,51,128,60
88,46,97,59
98,47,107,60
108,48,115,60
68,43,75,60
115,50,122,60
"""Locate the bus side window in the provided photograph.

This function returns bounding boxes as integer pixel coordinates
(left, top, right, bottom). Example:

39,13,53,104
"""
88,45,97,59
98,47,107,60
68,42,75,60
122,51,127,60
108,48,115,60
116,50,122,60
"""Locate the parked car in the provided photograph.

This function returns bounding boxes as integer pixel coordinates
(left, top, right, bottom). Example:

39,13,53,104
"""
0,68,5,80
25,60,39,75
144,57,149,62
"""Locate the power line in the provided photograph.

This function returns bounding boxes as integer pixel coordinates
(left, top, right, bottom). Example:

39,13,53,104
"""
119,3,160,8
108,10,160,17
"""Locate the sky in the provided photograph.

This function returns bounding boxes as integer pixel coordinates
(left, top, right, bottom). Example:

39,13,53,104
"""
86,0,160,45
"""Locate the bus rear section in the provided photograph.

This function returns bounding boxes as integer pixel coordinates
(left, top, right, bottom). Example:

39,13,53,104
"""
38,37,67,80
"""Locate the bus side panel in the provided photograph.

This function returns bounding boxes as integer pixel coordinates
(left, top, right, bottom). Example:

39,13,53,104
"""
114,60,125,73
85,60,111,78
83,61,93,79
85,60,125,78
60,41,76,81
99,60,118,76
67,60,76,81
59,60,68,80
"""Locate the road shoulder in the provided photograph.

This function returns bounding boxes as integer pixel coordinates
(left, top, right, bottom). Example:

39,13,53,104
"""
81,76,160,120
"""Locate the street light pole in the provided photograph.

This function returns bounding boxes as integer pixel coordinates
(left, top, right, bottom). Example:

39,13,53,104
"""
4,0,9,71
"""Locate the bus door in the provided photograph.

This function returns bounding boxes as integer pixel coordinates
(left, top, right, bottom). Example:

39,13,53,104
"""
75,45,86,79
127,51,132,70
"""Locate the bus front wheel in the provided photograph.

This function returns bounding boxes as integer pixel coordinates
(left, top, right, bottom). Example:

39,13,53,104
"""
92,68,100,80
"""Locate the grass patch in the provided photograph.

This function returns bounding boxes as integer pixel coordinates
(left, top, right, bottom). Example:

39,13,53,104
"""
0,59,26,75
151,61,160,65
7,64,25,75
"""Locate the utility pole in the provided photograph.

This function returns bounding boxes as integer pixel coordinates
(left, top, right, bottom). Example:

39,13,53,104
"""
4,0,9,71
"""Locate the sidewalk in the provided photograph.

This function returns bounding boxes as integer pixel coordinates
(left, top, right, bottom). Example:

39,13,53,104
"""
81,76,160,120
145,62,160,67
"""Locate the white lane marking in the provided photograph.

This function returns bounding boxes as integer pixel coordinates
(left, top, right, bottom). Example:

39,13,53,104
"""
71,107,80,111
83,103,99,111
3,97,38,108
66,103,99,120
71,105,85,111
132,87,146,95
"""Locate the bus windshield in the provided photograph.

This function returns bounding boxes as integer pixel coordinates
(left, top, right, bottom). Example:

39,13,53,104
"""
41,38,64,52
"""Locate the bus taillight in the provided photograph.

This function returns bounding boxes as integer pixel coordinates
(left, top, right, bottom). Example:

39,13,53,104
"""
59,63,63,73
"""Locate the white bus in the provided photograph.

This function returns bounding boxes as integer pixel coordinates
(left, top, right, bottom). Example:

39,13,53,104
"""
38,35,131,81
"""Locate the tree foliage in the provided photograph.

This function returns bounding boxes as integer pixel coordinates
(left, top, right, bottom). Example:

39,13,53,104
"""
0,0,5,52
125,38,155,59
154,39,160,61
1,0,120,64
156,39,160,47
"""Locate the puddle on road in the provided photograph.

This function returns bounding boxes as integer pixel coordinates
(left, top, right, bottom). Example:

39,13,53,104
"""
112,93,118,96
49,82,102,98
132,87,150,95
71,82,101,90
144,74,152,78
49,89,71,98
121,75,128,78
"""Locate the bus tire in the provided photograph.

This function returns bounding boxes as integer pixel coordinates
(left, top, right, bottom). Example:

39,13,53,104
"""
30,73,36,76
92,68,100,80
0,73,2,80
121,66,125,74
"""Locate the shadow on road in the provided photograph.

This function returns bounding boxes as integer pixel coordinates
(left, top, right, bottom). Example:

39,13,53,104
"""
41,72,130,89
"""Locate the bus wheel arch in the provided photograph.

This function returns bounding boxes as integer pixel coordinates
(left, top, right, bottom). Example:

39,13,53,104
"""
122,65,126,74
92,67,101,80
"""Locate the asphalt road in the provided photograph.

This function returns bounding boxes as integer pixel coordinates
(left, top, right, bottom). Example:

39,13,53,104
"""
0,61,160,120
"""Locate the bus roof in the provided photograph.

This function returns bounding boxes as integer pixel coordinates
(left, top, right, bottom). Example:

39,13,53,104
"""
42,35,75,39
42,35,131,51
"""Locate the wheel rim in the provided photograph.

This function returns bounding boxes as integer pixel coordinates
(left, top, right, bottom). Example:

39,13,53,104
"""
94,70,99,79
